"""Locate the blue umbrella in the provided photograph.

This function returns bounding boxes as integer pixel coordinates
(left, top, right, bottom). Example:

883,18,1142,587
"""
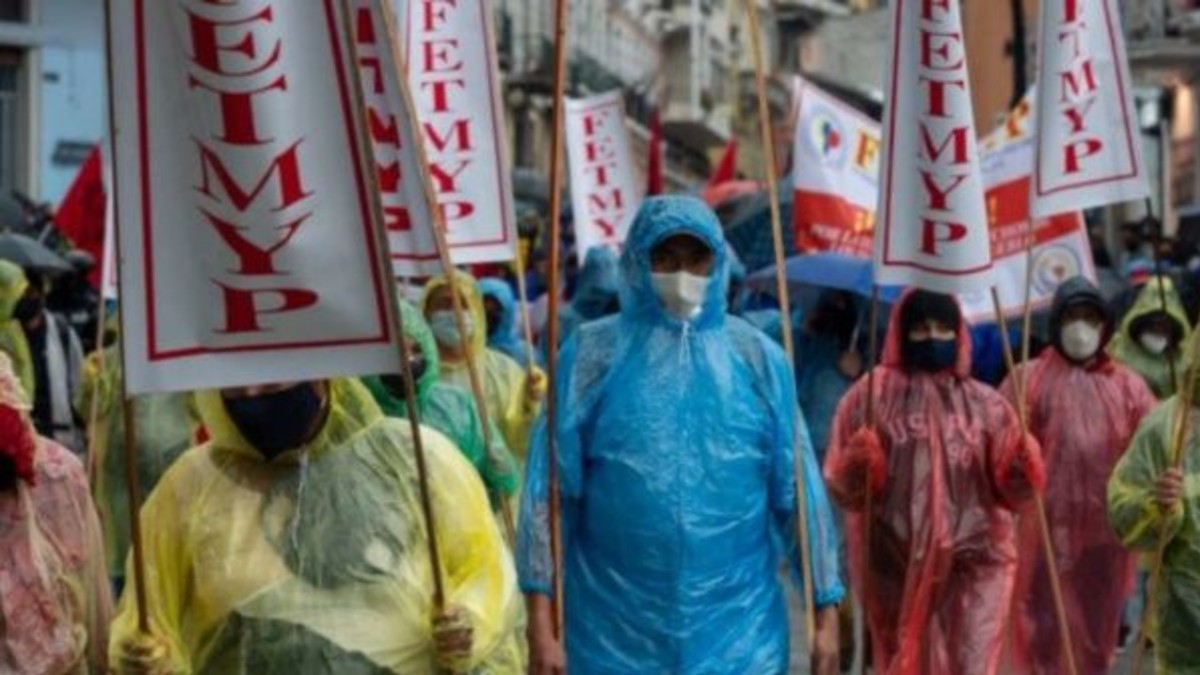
746,252,904,302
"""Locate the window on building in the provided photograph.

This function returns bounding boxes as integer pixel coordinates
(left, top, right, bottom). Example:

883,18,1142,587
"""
0,48,24,197
0,0,24,22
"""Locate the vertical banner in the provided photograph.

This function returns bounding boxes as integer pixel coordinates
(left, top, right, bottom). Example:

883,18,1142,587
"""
108,0,401,394
1032,0,1148,218
565,91,641,253
874,0,992,294
395,0,517,264
792,76,881,258
354,0,441,278
100,139,118,301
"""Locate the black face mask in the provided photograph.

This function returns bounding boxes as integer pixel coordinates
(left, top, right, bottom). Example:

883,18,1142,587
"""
485,312,503,338
12,296,42,323
224,385,325,460
904,338,958,373
381,357,428,400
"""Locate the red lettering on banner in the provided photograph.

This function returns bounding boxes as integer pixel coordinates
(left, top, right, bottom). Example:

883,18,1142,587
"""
913,2,975,258
355,6,414,233
1054,3,1103,176
186,0,319,333
413,0,477,227
577,107,627,242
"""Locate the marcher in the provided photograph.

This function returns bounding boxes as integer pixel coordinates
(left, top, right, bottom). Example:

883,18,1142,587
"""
518,196,845,674
1109,275,1191,399
110,379,524,674
422,272,545,462
550,245,620,349
364,299,520,501
1002,277,1157,675
480,277,533,367
76,341,198,590
825,289,1045,675
12,267,85,452
1108,373,1200,673
796,290,863,465
0,351,111,674
0,259,35,398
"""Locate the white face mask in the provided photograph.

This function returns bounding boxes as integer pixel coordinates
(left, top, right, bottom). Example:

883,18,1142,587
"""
1140,333,1170,356
651,271,709,321
1060,320,1102,362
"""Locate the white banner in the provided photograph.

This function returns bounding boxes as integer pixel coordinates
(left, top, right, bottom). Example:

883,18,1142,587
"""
395,0,517,264
792,75,881,258
1032,0,1148,218
100,138,118,301
108,0,401,394
874,0,992,294
565,91,641,253
355,0,442,278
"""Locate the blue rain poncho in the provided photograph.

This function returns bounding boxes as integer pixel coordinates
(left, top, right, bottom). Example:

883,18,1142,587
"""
480,278,531,368
554,246,620,349
517,196,845,673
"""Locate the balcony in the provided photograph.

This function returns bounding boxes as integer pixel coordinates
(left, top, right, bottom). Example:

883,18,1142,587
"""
1126,0,1200,83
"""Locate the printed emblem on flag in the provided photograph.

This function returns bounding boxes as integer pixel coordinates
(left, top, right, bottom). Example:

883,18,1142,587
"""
808,108,848,169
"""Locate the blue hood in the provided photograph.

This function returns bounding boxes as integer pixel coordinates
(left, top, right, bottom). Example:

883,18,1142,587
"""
570,246,621,320
618,195,730,331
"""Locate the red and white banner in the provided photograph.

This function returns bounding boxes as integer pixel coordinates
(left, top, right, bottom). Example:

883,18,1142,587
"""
108,0,401,394
874,0,992,294
99,140,118,301
1032,0,1148,218
395,0,517,264
565,91,641,253
792,76,881,258
793,82,1093,322
355,0,441,278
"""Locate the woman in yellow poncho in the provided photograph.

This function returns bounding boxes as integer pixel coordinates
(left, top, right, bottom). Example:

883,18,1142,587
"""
421,272,544,465
0,259,35,400
109,378,523,674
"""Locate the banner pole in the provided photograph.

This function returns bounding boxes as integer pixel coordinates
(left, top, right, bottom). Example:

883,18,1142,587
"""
992,287,1078,675
859,286,880,674
344,0,448,609
741,0,817,646
101,0,151,635
543,0,570,639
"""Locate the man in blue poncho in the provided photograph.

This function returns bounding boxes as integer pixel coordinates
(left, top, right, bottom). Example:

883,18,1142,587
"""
517,196,845,674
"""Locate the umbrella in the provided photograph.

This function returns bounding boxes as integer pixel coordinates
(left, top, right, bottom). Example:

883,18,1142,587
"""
0,232,72,274
747,252,903,302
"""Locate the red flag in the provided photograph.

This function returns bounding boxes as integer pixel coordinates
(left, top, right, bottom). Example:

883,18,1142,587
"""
54,145,105,288
646,108,664,196
708,138,738,187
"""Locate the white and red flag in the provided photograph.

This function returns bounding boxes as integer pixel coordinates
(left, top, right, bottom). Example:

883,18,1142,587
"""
1032,0,1149,218
874,0,992,294
565,91,642,253
395,0,518,264
107,0,401,394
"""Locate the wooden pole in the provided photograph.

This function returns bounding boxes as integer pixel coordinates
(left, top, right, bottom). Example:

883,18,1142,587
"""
101,0,150,634
741,0,817,646
543,0,570,639
345,0,447,609
512,246,540,369
991,288,1079,675
84,295,109,490
378,1,517,546
860,286,880,675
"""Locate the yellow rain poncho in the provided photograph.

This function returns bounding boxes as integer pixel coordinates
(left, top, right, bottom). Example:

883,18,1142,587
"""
109,379,523,674
421,273,542,463
0,260,34,400
1109,276,1192,398
1108,396,1200,672
76,345,198,580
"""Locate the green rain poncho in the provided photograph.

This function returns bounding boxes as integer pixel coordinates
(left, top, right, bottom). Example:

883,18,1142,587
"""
109,379,523,674
0,260,34,400
1108,396,1200,672
76,345,198,580
1109,276,1192,398
363,301,518,499
421,272,542,464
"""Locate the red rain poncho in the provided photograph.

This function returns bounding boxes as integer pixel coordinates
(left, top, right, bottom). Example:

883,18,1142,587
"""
1001,347,1155,674
824,290,1042,675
